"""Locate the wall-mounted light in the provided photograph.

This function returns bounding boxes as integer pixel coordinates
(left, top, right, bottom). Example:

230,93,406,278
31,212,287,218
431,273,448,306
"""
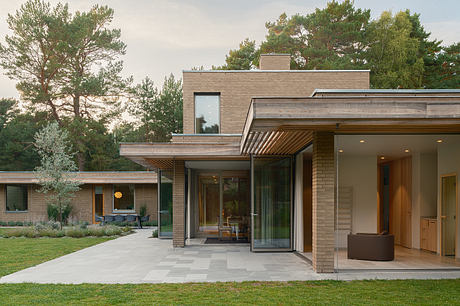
437,139,443,143
380,156,385,160
114,191,123,199
359,140,365,143
404,149,410,153
338,149,344,153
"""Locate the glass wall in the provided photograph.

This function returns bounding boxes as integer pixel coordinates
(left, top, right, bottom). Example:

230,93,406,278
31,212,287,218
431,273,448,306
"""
159,171,173,238
198,175,220,235
195,94,220,134
223,176,250,240
6,185,28,212
113,184,135,212
252,157,292,250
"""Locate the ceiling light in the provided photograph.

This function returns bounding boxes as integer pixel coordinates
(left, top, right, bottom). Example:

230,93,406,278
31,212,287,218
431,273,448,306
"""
404,149,410,153
359,140,365,143
380,156,385,160
338,149,343,153
437,139,443,143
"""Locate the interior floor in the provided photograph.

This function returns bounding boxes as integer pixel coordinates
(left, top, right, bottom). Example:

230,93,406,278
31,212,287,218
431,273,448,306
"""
337,246,460,270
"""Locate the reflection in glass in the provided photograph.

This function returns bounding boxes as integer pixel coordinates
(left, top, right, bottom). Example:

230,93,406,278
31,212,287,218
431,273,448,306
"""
113,184,135,211
223,177,250,240
195,94,219,133
6,185,28,211
159,171,173,238
198,176,220,235
253,157,292,249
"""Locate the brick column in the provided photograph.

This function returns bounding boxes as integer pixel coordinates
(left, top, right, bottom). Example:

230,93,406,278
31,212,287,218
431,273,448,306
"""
312,131,335,273
172,160,185,247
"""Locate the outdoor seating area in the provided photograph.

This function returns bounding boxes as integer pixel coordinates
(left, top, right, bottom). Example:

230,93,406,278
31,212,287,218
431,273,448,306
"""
95,215,150,228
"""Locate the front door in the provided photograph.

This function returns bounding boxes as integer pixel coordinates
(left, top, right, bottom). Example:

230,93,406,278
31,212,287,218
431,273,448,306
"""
441,175,457,256
93,185,104,224
251,156,292,251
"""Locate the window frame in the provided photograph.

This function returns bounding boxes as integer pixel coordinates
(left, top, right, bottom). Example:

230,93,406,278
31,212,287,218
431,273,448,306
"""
5,184,29,213
112,184,136,213
194,92,221,134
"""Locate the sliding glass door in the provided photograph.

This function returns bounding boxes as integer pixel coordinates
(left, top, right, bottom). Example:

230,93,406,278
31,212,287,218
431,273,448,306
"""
252,156,292,251
158,170,173,238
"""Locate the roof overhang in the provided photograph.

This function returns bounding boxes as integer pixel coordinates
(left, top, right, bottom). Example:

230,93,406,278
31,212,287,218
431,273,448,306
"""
120,142,246,170
0,171,157,184
241,95,460,155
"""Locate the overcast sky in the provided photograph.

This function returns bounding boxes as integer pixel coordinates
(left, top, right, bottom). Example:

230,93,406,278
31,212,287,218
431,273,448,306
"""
0,0,459,99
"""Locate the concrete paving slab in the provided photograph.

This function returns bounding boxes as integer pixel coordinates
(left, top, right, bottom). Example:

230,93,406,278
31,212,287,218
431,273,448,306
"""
2,229,460,284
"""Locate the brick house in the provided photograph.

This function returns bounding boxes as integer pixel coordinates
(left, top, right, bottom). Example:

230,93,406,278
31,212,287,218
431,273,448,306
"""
119,54,458,273
0,171,158,224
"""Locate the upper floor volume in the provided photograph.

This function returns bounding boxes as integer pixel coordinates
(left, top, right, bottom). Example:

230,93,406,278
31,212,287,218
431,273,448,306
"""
182,54,370,135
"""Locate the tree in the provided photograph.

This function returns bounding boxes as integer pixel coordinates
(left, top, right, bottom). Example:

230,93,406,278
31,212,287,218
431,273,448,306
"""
365,11,424,88
129,74,183,142
213,38,257,70
0,99,46,170
259,1,370,69
0,0,131,170
424,42,460,88
34,122,81,228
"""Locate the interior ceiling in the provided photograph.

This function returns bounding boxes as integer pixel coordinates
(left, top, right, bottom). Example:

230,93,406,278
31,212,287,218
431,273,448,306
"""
336,135,460,158
185,160,250,170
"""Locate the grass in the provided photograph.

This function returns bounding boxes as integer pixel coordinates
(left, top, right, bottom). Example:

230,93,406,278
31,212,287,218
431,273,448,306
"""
0,279,459,305
0,236,111,277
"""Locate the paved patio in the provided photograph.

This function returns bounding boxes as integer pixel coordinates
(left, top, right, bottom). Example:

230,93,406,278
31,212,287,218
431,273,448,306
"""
2,229,460,284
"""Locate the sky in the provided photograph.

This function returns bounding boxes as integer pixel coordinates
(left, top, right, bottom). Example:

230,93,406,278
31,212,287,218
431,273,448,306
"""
0,0,459,99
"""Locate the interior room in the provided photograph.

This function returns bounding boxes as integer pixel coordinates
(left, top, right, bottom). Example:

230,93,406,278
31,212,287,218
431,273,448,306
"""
335,134,460,270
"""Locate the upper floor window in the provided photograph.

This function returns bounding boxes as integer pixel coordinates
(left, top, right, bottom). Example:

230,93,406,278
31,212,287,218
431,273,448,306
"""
6,184,28,212
195,94,220,134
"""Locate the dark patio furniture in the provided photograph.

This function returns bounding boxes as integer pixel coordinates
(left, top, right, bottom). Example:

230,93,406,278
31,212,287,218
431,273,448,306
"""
94,215,104,224
104,215,115,223
347,233,394,261
126,215,137,223
114,215,125,222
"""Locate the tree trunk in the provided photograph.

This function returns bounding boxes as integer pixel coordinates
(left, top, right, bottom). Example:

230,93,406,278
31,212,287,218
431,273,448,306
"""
73,95,85,171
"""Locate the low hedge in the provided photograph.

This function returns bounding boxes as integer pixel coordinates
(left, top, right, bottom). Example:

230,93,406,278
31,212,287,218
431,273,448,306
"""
0,220,158,227
0,224,132,239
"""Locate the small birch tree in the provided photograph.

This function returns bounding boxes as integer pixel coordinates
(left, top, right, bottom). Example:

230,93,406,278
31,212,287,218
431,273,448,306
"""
34,122,81,228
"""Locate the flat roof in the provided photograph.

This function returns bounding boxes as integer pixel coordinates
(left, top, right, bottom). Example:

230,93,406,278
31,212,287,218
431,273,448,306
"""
183,69,371,73
0,171,157,184
312,89,460,96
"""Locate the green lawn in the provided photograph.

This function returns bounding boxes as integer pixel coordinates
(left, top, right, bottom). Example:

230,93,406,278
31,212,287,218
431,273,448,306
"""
0,279,459,305
0,236,111,277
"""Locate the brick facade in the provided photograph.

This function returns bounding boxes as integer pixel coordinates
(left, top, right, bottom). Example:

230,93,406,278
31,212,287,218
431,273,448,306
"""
312,132,335,273
172,160,185,247
182,70,369,134
0,183,157,224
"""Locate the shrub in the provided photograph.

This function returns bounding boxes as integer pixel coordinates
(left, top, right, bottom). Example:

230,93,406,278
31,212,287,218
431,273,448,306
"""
103,226,122,236
0,221,6,226
7,221,16,226
22,227,39,238
86,226,105,237
47,203,73,224
152,229,158,238
47,221,60,230
143,220,158,227
140,205,147,218
65,227,87,238
122,226,131,233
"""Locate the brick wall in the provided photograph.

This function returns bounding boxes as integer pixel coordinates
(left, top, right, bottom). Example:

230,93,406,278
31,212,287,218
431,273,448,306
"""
182,71,369,134
172,160,185,247
0,183,158,224
312,132,335,273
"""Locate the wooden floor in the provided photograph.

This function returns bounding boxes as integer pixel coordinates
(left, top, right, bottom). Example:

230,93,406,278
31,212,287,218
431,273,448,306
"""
337,246,460,270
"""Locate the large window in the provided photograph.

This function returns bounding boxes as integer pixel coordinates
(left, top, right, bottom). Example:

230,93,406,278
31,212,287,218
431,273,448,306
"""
195,94,220,134
6,185,28,212
158,171,173,238
113,184,135,212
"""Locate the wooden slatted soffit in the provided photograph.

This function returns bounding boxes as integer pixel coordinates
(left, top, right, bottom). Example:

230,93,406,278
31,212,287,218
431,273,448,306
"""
146,158,173,170
242,129,313,155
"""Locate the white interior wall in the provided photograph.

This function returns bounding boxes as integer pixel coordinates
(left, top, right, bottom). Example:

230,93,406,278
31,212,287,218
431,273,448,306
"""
437,142,460,258
338,155,377,244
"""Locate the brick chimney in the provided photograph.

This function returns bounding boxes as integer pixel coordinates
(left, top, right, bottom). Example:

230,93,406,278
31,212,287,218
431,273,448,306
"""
259,54,291,70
